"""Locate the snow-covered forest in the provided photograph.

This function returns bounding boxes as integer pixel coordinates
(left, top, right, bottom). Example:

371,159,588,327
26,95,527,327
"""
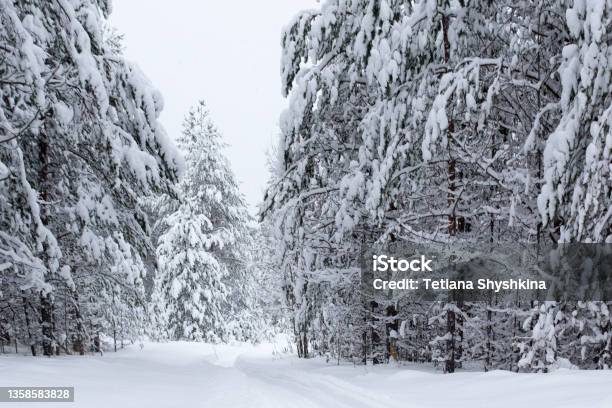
1,0,611,406
0,0,279,357
260,0,612,373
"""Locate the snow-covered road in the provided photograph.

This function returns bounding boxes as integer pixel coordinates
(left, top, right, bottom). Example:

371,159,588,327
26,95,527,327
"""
2,341,611,408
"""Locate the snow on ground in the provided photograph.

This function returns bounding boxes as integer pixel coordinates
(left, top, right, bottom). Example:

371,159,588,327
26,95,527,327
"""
2,341,611,408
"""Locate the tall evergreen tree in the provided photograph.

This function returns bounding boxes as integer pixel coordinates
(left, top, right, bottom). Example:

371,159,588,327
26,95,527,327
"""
1,0,179,355
153,101,252,342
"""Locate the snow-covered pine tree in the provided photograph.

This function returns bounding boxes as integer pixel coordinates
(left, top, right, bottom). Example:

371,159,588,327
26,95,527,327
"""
1,0,179,355
536,0,611,243
517,0,612,370
265,0,517,368
153,101,252,342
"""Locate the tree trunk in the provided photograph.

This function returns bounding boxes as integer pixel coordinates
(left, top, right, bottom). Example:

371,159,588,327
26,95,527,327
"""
94,332,101,353
38,127,55,357
302,332,308,358
445,306,455,373
456,300,464,368
71,292,85,356
12,308,18,354
23,297,36,356
485,305,492,372
113,320,117,353
40,293,54,356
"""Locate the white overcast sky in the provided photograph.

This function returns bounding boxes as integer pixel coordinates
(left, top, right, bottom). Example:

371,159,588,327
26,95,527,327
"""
110,0,317,211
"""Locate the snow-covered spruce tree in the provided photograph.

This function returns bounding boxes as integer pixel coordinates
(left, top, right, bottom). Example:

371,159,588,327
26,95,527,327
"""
153,101,252,342
518,302,567,372
0,0,179,355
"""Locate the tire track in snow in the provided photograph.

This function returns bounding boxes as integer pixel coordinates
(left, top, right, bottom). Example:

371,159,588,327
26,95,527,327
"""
234,357,405,408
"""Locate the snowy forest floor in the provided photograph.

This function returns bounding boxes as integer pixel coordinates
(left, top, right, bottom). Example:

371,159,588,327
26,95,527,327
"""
2,341,612,408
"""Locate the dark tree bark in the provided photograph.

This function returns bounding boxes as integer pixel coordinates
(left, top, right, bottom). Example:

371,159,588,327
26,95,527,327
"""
40,293,54,356
22,297,36,356
38,128,55,357
445,307,456,373
71,292,85,356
